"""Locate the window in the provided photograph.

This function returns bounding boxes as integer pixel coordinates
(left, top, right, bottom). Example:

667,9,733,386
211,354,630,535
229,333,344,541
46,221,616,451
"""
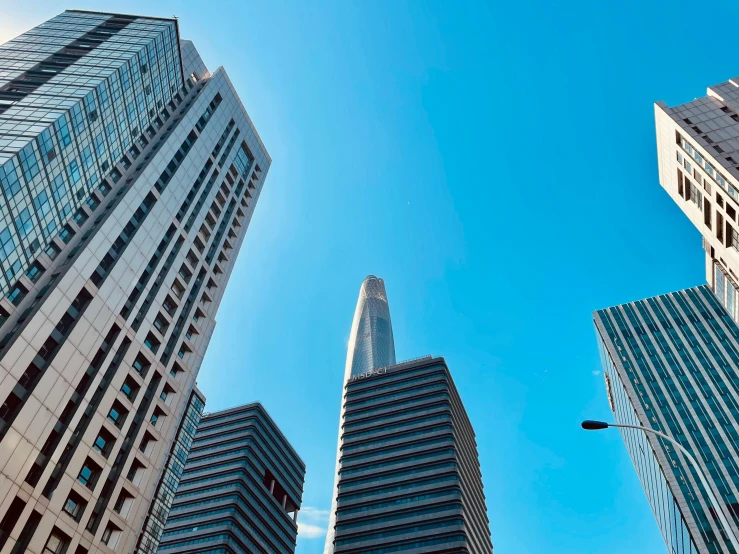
108,400,128,429
133,354,151,377
150,407,165,427
33,190,51,217
0,227,15,261
7,284,27,306
25,262,44,283
19,143,39,182
144,333,160,353
77,457,101,489
62,491,87,522
685,160,692,174
0,160,21,197
139,431,156,456
38,128,56,163
14,208,33,238
153,313,169,334
677,151,683,164
121,376,139,401
43,528,70,554
101,524,121,549
114,490,134,517
66,159,81,186
93,426,115,458
733,228,739,253
127,459,146,486
162,296,176,316
54,114,72,147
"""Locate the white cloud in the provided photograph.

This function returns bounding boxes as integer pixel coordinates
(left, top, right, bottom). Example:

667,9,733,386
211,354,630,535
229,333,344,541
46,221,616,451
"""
297,506,330,540
298,522,326,539
592,370,601,375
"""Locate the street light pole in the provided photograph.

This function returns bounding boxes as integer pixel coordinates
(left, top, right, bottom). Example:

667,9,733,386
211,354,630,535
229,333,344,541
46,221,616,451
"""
582,420,739,553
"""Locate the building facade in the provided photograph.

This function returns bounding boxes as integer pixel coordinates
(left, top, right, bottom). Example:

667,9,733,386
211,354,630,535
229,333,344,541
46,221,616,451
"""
324,276,491,553
594,285,739,554
328,356,492,553
656,79,739,323
0,10,269,554
135,387,205,554
157,403,305,553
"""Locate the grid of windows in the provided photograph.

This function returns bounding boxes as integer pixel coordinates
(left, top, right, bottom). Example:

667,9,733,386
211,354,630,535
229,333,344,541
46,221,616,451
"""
594,285,739,554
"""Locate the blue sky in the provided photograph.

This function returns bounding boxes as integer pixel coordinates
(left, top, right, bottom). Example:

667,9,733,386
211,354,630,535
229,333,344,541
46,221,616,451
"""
4,0,739,552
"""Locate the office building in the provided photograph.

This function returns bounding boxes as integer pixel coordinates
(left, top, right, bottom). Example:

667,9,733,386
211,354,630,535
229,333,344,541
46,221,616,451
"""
135,387,205,553
157,403,305,553
656,80,739,323
0,10,269,553
324,277,492,553
594,285,739,554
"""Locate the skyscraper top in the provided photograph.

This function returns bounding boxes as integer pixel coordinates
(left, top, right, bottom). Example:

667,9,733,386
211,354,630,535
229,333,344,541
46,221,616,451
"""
345,275,396,379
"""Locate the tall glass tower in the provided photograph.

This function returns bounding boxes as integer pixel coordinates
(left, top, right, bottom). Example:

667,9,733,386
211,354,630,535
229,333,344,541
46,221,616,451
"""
324,277,492,554
325,275,396,553
595,285,739,554
0,10,269,553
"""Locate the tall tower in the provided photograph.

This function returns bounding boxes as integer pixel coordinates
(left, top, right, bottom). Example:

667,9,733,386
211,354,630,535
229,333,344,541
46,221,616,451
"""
595,285,739,554
325,278,492,554
0,10,269,553
345,275,396,378
325,275,396,553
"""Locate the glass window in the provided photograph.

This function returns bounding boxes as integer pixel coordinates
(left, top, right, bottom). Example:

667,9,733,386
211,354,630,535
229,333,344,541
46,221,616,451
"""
19,143,39,182
43,220,57,239
51,174,67,203
70,103,85,133
14,208,33,238
33,190,51,217
81,146,95,170
66,160,81,186
0,160,21,197
42,530,68,554
0,228,14,261
54,114,72,147
37,128,56,163
108,407,121,425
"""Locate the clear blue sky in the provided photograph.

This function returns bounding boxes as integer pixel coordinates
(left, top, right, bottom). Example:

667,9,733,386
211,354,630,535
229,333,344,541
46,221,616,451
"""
3,0,739,552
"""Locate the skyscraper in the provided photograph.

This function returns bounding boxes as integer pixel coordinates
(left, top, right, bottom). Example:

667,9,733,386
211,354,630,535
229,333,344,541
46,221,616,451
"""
594,285,739,554
324,277,492,553
0,10,269,553
655,81,739,323
157,402,305,553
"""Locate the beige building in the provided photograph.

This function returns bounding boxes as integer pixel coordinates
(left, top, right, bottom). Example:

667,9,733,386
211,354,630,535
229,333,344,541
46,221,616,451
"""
0,10,269,554
656,77,739,319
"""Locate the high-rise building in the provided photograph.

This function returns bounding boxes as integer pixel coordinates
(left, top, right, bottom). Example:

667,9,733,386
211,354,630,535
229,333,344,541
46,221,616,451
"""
157,402,305,553
0,10,269,553
135,387,205,553
324,277,492,554
594,285,739,554
656,81,739,323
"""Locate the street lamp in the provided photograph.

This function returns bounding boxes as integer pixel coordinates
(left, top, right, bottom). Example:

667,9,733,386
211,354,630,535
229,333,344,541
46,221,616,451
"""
581,420,739,553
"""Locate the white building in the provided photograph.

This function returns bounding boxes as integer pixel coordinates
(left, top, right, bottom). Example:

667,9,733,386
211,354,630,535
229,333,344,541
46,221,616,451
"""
0,10,269,553
656,77,739,320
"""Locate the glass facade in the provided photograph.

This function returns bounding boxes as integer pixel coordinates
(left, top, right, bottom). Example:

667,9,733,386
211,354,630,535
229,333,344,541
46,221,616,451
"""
0,11,182,294
136,389,205,554
346,275,396,377
595,285,739,554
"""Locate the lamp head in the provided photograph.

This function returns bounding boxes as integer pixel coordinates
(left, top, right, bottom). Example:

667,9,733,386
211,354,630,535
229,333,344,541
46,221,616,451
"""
581,420,610,431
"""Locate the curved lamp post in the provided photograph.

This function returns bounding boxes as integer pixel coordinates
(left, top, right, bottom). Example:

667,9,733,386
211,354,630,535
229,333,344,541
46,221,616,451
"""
581,420,739,553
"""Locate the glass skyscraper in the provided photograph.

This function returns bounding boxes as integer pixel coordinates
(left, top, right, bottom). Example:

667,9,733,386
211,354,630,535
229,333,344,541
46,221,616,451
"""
157,403,305,553
324,277,492,553
0,10,269,553
595,285,739,554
